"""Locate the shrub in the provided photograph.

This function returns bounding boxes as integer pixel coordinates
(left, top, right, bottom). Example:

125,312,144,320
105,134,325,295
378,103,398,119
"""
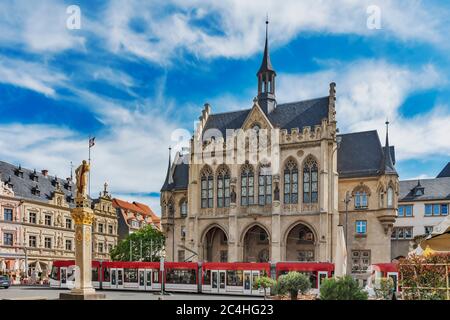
374,277,394,300
277,272,311,300
254,276,276,300
319,276,368,300
399,253,450,300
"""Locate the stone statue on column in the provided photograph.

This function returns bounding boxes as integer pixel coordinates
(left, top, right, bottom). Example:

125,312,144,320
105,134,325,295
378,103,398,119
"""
60,160,105,300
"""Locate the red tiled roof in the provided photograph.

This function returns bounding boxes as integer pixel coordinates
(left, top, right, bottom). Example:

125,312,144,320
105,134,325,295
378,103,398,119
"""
112,198,161,223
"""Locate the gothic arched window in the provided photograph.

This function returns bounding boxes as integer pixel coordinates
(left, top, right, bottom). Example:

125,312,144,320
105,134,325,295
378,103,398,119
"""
284,160,298,204
387,187,394,208
217,166,230,208
303,157,318,203
201,166,214,208
258,165,272,205
180,199,188,217
354,192,368,209
241,164,254,206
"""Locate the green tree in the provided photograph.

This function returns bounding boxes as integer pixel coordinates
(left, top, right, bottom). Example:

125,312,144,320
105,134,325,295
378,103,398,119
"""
110,225,165,261
277,272,311,300
319,276,368,300
254,276,276,300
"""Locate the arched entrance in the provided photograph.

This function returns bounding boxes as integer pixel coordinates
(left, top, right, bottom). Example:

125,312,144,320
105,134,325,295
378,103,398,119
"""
285,223,316,261
243,225,270,262
203,226,228,262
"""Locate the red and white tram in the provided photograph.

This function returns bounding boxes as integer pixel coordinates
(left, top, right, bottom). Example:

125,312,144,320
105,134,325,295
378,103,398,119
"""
367,263,399,292
202,262,270,296
275,262,334,292
50,260,334,296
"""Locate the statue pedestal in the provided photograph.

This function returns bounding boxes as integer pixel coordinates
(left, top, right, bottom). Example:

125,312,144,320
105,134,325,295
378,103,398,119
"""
60,196,105,300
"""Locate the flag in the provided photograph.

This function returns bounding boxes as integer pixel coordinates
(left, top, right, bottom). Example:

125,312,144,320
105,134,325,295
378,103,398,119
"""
89,137,95,148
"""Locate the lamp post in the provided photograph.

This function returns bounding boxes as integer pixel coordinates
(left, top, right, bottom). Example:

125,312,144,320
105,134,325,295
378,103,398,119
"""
343,191,352,272
159,248,166,299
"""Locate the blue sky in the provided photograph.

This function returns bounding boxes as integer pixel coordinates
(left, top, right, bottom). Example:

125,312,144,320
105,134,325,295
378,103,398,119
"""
0,0,450,214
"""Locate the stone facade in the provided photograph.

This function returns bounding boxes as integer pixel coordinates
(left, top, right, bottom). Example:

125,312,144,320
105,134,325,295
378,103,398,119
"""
160,25,398,276
0,162,118,280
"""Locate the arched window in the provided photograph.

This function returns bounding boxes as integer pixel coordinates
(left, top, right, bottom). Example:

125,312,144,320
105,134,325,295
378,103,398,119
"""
201,167,214,208
303,157,318,203
217,166,230,208
241,164,254,206
284,160,298,204
180,199,188,217
387,187,394,208
168,199,175,217
258,165,272,205
354,191,368,209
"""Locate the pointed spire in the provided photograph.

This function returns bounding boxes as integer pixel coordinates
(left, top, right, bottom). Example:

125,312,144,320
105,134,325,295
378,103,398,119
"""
161,147,173,192
381,120,397,175
258,16,275,74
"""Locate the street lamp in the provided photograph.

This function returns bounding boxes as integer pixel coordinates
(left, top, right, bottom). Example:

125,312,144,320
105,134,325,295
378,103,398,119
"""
159,247,166,299
343,191,352,260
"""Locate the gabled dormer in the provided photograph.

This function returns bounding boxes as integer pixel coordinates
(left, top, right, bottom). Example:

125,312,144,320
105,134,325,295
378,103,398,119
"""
30,169,39,182
15,165,24,178
412,180,425,197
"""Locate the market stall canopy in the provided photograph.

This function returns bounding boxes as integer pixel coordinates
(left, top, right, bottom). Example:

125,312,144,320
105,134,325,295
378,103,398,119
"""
420,215,450,252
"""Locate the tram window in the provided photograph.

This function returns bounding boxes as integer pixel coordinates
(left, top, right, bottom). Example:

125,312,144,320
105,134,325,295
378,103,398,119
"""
50,266,59,280
152,270,159,283
139,271,145,286
319,273,327,287
103,268,110,282
111,271,116,285
165,269,196,284
226,270,243,286
61,269,67,284
92,268,99,282
124,268,138,283
203,271,211,285
146,271,152,286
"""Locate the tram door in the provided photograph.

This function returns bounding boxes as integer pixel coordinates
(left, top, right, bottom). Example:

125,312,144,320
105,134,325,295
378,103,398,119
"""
138,269,145,290
111,268,124,289
145,269,153,291
60,267,68,288
387,272,399,292
243,271,252,295
211,270,219,293
251,271,260,295
219,271,226,293
318,271,328,290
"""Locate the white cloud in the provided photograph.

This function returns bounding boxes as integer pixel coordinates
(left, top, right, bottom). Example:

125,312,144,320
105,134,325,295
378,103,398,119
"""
98,0,449,63
276,59,450,162
0,56,67,96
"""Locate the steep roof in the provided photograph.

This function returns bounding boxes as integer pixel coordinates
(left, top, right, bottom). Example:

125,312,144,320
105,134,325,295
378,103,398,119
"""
161,153,189,192
437,162,450,178
0,160,75,206
337,130,396,179
203,97,329,137
134,201,160,222
399,177,450,202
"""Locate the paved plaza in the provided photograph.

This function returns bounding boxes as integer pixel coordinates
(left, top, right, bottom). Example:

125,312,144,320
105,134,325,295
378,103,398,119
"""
0,286,263,300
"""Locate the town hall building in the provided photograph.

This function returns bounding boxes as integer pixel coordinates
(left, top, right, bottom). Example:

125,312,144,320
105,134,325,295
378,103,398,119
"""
160,22,398,276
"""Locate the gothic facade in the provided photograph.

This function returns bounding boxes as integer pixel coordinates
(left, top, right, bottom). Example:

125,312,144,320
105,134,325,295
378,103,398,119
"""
160,24,398,276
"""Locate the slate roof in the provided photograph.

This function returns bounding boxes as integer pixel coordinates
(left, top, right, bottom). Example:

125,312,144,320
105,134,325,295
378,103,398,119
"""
399,177,450,202
0,160,75,206
203,97,330,137
437,162,450,178
337,130,396,179
161,153,189,192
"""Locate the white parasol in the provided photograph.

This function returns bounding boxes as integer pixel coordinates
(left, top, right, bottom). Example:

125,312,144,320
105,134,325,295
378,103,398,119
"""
0,260,6,273
34,261,42,273
334,225,347,277
19,260,26,272
13,259,20,272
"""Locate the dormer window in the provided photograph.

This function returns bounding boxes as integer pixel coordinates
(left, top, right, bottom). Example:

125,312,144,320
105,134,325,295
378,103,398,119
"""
15,165,24,178
415,189,424,196
31,185,40,196
30,169,38,182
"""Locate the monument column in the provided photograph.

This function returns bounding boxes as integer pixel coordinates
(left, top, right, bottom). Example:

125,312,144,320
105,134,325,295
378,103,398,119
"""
60,160,105,300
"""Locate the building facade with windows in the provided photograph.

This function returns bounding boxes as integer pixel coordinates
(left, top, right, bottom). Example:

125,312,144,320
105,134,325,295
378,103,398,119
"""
160,24,398,276
392,170,450,259
113,198,161,241
0,161,118,279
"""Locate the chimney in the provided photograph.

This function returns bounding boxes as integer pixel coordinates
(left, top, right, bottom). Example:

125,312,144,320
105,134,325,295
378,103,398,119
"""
41,169,48,177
